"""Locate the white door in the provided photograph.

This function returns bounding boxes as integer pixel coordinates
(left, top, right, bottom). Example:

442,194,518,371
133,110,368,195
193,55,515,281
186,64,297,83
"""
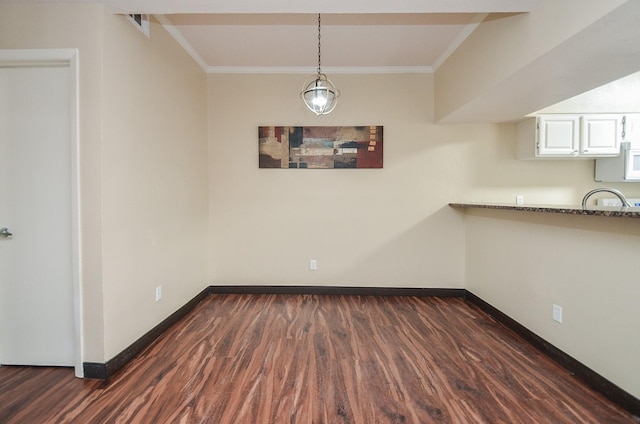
0,64,75,366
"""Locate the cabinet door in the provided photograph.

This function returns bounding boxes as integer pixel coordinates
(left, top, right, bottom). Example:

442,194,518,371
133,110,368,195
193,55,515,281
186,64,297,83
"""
580,114,621,156
537,115,580,156
622,114,640,146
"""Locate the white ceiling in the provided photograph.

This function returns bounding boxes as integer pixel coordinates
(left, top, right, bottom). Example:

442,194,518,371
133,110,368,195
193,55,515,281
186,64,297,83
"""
163,13,490,72
157,2,537,72
1,0,539,72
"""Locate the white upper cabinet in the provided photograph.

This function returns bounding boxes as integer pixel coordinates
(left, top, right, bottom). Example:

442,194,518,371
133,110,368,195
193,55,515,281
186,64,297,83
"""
538,115,580,156
517,114,622,159
580,115,621,156
622,114,640,146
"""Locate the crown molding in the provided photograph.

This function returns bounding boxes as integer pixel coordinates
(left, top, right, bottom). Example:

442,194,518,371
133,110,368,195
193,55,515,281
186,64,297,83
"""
155,14,208,71
157,17,433,75
206,66,433,74
433,13,487,71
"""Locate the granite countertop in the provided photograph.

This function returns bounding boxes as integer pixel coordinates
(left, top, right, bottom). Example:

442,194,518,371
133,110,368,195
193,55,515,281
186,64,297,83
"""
449,202,640,218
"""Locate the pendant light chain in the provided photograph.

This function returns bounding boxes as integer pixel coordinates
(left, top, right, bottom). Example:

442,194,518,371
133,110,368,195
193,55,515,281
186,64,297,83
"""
301,12,339,115
317,13,322,76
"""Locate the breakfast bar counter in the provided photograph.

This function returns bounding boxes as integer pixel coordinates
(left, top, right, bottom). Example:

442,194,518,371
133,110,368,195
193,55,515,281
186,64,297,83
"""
449,202,640,218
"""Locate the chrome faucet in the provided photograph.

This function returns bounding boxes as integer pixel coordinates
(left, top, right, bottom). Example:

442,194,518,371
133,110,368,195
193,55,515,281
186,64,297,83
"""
582,188,631,209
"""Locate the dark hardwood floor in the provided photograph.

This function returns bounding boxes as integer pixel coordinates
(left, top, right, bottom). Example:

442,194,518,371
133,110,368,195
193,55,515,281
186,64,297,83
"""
0,294,636,423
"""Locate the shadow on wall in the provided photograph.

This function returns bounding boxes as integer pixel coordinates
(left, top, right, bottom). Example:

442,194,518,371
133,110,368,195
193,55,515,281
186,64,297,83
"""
336,206,465,288
465,207,640,238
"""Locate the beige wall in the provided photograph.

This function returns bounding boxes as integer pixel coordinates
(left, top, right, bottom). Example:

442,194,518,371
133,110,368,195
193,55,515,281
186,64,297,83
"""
208,73,466,287
100,13,209,359
0,5,209,362
206,72,627,288
463,208,640,398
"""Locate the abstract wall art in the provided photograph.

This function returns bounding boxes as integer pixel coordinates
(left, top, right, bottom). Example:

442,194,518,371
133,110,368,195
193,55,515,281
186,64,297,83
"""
259,126,383,169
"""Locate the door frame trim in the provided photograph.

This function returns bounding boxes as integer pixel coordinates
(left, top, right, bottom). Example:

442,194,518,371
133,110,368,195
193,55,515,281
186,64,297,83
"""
0,49,84,377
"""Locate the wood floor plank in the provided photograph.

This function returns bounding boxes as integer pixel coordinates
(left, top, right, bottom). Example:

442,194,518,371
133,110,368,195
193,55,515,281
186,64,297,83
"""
0,294,636,423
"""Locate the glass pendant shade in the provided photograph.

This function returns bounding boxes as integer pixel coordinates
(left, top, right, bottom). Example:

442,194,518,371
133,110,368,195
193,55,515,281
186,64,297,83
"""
301,73,340,115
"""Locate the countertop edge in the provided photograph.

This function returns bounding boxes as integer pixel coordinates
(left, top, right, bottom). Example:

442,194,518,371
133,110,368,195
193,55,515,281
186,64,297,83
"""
448,203,640,218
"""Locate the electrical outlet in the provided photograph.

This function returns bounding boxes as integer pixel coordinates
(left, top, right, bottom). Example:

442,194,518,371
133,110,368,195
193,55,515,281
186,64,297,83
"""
310,259,317,271
552,304,562,323
155,286,162,302
516,195,524,205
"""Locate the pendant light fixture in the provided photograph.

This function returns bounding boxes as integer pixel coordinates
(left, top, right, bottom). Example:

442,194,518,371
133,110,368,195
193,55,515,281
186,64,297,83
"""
301,14,340,115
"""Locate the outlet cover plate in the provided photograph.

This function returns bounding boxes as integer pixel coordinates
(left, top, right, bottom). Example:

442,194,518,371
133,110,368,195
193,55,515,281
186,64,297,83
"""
553,304,562,323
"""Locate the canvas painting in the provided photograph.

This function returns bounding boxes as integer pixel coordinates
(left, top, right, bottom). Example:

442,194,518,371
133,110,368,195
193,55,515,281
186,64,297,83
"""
259,126,383,169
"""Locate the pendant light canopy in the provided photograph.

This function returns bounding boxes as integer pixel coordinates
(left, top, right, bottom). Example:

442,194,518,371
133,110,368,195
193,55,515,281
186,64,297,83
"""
301,14,340,115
